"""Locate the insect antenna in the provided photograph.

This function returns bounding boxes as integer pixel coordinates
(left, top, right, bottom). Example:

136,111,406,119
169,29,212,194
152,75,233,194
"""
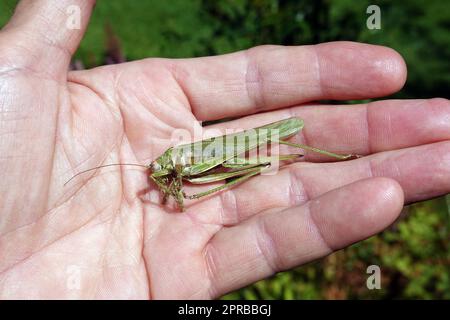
64,163,149,186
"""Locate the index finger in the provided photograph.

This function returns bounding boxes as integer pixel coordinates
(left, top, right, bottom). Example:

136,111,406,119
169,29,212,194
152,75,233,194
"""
172,41,406,120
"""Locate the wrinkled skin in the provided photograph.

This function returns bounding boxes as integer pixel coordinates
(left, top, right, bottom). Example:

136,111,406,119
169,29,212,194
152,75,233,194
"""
0,0,449,299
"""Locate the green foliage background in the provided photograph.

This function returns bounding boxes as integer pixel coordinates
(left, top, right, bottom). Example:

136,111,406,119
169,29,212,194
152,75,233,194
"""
1,0,449,299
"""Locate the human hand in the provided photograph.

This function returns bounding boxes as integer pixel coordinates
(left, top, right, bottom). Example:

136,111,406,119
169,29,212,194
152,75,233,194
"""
0,0,449,299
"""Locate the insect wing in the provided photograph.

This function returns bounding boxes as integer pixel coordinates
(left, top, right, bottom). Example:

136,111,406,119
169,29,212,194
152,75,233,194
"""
174,117,304,176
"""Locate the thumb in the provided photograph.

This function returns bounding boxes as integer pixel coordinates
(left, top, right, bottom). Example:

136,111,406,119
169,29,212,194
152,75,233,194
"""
0,0,95,78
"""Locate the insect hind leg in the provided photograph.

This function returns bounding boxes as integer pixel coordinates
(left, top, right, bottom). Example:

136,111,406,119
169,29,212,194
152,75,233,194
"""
184,166,263,200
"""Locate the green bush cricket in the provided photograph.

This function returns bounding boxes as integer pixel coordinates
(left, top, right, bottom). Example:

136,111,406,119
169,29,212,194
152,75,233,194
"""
66,117,359,211
148,117,359,210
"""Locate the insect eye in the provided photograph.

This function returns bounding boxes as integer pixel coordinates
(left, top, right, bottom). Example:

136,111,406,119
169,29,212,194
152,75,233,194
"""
150,162,161,172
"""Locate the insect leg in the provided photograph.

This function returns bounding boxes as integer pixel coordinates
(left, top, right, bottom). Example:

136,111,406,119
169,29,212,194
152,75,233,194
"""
174,170,186,211
223,154,302,169
185,164,267,184
186,153,302,185
184,166,264,199
150,175,166,192
150,175,173,204
278,140,361,160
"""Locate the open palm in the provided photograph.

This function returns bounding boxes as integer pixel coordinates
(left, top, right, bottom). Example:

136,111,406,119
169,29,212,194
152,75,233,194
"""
1,0,449,299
